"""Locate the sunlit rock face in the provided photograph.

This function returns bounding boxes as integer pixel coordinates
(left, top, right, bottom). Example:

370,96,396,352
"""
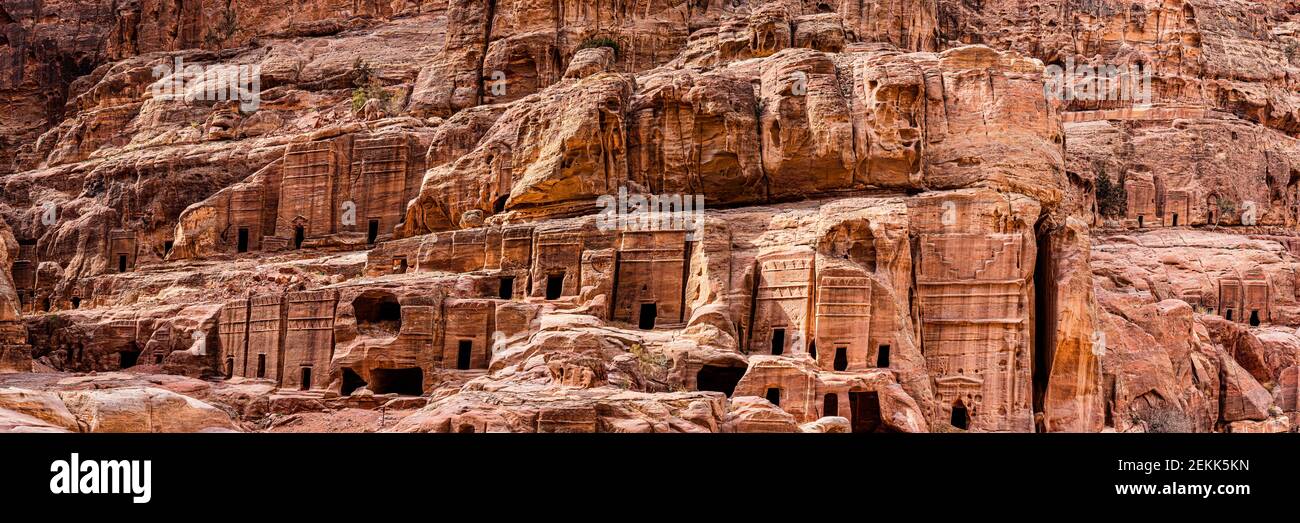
0,0,1294,433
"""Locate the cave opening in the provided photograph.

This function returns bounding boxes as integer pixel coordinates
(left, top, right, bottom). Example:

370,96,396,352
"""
808,340,816,359
493,195,508,214
341,367,367,396
765,387,781,406
1032,220,1058,419
393,257,408,274
154,353,163,365
70,296,80,309
164,241,174,255
877,345,890,368
370,368,424,396
546,273,565,300
457,340,473,370
367,219,379,245
1249,310,1261,327
354,292,401,332
638,303,657,329
237,227,249,252
951,400,970,430
770,328,785,356
119,343,140,369
696,365,745,397
823,393,838,417
849,390,882,432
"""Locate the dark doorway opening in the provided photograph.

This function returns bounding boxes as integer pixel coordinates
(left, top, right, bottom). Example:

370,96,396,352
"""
1249,310,1261,326
1226,309,1234,321
1172,213,1179,226
225,358,234,378
877,345,890,368
498,276,515,299
849,391,883,432
808,340,816,359
41,297,51,312
951,401,970,430
70,296,80,309
370,368,424,395
293,226,305,249
237,227,249,252
393,257,408,274
300,367,312,390
833,346,848,371
770,328,785,356
118,254,128,273
457,340,473,370
119,344,140,369
823,393,839,417
493,195,508,214
256,354,266,378
154,354,164,365
765,387,781,406
367,219,379,245
546,273,565,300
164,241,174,255
1137,215,1144,228
341,367,368,396
638,303,657,329
696,365,745,397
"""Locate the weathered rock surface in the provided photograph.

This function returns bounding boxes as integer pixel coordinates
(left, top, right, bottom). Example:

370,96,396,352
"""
1,0,1298,433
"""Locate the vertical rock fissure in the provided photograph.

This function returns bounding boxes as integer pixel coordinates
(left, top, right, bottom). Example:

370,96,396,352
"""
1032,218,1058,425
476,0,498,107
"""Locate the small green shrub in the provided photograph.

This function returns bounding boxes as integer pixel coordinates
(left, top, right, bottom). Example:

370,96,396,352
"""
1133,407,1195,433
1218,198,1237,218
578,36,621,58
350,59,390,114
1095,166,1127,218
628,343,668,380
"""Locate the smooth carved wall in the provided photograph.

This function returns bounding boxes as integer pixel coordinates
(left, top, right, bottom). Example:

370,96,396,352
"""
814,263,873,371
612,230,687,327
283,290,338,390
917,233,1032,432
749,249,816,357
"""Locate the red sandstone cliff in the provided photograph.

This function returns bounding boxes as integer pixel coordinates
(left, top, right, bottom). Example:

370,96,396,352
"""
0,0,1296,432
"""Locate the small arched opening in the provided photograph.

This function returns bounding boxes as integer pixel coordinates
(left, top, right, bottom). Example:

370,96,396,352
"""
951,400,970,430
